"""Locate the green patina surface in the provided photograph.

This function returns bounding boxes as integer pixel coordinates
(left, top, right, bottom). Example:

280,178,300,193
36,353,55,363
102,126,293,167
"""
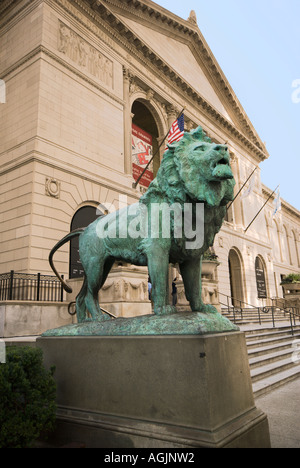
47,127,236,336
43,309,239,337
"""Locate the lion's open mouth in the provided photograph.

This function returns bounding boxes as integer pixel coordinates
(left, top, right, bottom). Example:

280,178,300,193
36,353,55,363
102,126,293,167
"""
212,157,234,180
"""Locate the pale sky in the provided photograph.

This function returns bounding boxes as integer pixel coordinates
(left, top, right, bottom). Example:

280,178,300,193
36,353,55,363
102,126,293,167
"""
156,0,300,211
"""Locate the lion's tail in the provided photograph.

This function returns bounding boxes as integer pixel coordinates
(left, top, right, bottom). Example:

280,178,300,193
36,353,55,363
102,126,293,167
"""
49,228,85,294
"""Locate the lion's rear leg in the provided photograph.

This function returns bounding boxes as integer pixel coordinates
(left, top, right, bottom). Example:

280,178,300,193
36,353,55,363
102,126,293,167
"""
84,257,114,321
76,276,88,323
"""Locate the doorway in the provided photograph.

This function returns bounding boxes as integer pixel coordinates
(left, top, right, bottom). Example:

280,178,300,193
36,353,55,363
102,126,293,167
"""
131,100,160,182
228,248,245,307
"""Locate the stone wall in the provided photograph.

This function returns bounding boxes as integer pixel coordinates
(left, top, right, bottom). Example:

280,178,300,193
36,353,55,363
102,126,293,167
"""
0,301,73,338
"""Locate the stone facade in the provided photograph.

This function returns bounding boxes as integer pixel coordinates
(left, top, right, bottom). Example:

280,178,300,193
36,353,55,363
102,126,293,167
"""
0,0,299,320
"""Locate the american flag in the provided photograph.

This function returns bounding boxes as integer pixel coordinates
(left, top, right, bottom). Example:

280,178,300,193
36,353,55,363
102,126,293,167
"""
165,114,184,150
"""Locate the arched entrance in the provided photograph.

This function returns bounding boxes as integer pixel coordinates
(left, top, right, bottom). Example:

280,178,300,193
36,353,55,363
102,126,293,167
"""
131,100,161,188
228,248,245,307
69,205,102,279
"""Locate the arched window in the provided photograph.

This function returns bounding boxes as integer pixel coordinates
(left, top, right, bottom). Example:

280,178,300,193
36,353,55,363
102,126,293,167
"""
270,220,281,262
290,230,299,267
69,206,102,278
255,256,268,299
283,226,292,265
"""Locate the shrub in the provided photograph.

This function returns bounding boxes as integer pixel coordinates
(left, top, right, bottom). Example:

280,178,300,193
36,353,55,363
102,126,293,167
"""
203,249,218,261
0,346,56,448
280,274,300,285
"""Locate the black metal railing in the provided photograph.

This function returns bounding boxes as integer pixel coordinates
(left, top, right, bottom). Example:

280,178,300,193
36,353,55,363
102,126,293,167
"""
0,271,64,302
219,292,300,335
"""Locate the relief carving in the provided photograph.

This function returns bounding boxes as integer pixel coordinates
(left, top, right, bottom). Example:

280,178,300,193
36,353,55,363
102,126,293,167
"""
45,178,60,199
58,21,113,88
99,277,148,302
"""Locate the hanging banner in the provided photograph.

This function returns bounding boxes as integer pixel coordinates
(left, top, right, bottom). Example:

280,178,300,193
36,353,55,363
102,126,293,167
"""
132,123,153,188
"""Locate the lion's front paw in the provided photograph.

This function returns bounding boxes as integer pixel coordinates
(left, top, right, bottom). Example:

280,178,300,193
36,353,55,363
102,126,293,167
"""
84,313,112,323
155,305,177,316
96,313,112,322
199,304,218,314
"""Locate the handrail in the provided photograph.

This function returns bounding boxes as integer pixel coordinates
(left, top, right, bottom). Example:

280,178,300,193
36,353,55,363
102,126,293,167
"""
219,292,300,335
219,292,259,312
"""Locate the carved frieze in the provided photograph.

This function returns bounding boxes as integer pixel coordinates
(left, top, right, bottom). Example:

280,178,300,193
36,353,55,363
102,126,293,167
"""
58,21,113,88
100,277,149,303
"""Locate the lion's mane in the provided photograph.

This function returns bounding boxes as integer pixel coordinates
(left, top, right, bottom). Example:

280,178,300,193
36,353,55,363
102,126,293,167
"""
140,126,235,252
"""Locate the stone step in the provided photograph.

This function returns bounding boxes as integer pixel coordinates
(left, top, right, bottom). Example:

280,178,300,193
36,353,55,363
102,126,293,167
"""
222,308,297,326
246,332,300,350
249,347,296,370
241,322,300,397
223,315,290,327
251,356,297,383
245,326,300,340
247,338,297,359
252,365,300,398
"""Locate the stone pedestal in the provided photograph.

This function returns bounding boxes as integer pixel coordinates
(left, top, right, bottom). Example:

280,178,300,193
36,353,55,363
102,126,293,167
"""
281,283,300,312
67,264,152,318
37,331,271,448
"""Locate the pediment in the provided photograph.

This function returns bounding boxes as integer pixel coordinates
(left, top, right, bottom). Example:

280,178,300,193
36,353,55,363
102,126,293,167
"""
117,14,233,123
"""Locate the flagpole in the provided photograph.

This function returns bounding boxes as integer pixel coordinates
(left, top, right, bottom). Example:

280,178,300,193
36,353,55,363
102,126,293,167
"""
132,107,185,189
227,167,258,210
244,185,279,234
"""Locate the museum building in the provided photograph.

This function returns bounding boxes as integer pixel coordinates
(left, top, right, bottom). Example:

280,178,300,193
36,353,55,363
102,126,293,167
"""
1,0,300,323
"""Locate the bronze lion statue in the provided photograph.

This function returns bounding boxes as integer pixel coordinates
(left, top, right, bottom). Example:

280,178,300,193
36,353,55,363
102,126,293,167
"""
49,127,235,323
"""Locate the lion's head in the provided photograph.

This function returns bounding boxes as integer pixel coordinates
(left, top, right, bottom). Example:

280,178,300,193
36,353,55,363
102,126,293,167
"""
141,126,235,208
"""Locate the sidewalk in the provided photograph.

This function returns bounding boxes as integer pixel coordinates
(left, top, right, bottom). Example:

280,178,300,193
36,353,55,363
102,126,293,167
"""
255,377,300,448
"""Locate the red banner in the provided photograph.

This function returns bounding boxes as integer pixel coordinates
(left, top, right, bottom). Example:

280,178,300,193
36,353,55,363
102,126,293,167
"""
132,124,153,188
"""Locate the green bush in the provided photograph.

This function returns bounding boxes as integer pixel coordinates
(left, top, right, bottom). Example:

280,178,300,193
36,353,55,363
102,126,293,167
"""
203,249,218,261
280,273,300,284
0,346,56,448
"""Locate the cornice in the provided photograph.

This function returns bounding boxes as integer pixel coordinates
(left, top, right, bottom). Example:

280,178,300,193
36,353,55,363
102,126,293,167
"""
0,0,42,31
103,0,199,36
0,152,140,200
0,0,18,16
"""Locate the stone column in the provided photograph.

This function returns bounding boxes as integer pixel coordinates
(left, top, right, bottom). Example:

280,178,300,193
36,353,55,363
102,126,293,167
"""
123,67,133,175
229,151,243,226
166,104,177,128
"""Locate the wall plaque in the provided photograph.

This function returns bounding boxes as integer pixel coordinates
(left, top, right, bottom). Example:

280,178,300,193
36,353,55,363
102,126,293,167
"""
255,257,267,299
